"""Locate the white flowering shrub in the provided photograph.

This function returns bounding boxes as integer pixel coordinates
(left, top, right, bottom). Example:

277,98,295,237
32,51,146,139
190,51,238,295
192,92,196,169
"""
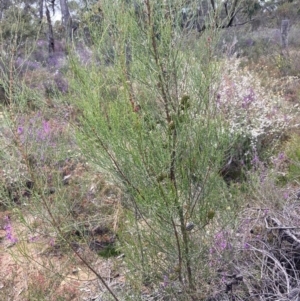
217,58,299,164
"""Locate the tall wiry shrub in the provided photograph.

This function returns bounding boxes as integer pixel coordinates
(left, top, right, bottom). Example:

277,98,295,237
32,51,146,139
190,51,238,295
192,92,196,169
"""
70,0,237,298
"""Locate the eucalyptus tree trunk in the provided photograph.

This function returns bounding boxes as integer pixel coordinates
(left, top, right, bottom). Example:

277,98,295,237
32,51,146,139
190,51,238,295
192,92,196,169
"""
281,19,289,49
45,4,55,54
38,0,44,22
60,0,73,40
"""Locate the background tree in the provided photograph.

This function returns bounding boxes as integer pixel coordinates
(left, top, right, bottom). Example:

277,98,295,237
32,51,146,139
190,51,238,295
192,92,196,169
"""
59,0,73,39
0,0,41,42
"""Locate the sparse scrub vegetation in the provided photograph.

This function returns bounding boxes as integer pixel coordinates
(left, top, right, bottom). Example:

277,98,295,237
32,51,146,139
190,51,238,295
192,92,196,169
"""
1,0,300,300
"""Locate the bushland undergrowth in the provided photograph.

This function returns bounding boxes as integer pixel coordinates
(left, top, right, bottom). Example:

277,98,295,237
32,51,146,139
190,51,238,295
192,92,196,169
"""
1,1,300,301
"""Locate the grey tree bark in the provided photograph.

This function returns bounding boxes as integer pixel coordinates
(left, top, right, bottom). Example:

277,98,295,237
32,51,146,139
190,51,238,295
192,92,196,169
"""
38,0,44,21
281,19,289,49
59,0,73,40
45,4,55,54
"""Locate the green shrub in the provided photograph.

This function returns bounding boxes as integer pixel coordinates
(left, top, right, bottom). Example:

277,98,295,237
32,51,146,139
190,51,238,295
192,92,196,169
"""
69,1,239,298
285,134,300,182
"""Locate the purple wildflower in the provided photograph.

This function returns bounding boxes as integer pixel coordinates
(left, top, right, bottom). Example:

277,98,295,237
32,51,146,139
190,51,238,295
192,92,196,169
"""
242,88,255,109
49,238,55,246
4,216,18,244
215,231,228,251
42,120,51,135
162,275,169,288
244,243,250,250
251,154,260,166
29,235,39,242
37,120,52,141
17,127,24,135
278,152,285,161
244,218,250,225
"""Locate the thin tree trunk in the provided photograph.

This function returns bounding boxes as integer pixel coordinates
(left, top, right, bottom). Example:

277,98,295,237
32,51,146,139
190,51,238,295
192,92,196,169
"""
60,0,72,40
45,4,55,54
281,19,289,49
39,0,44,22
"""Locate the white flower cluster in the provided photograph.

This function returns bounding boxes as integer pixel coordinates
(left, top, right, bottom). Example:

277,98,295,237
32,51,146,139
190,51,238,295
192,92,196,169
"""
217,58,298,150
